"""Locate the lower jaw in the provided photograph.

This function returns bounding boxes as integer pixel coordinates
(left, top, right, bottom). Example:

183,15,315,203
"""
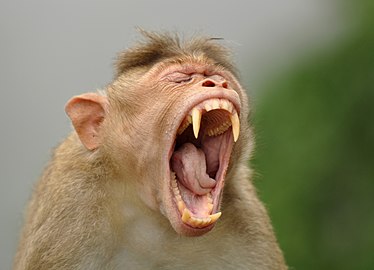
175,216,216,237
170,173,223,230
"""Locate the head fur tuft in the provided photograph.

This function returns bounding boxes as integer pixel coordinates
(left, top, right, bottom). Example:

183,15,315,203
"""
115,30,237,77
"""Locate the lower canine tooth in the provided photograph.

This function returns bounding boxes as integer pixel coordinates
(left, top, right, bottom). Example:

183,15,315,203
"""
209,212,222,223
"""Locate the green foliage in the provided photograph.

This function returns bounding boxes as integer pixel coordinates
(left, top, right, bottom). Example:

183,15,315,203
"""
253,2,374,269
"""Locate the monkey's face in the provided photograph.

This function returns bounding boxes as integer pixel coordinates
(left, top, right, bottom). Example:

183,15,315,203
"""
107,59,245,236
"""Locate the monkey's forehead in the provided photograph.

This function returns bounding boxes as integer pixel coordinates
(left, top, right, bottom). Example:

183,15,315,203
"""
115,32,237,78
150,59,227,78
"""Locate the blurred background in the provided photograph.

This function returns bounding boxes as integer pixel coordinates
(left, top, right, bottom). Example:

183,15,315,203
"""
0,0,372,269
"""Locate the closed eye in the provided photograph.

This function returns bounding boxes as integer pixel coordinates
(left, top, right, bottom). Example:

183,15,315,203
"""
163,72,193,84
175,76,192,83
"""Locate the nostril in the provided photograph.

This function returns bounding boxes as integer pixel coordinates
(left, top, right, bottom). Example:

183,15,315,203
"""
222,81,228,89
202,80,216,87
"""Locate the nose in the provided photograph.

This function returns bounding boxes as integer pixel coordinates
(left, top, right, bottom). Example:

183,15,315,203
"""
201,78,229,89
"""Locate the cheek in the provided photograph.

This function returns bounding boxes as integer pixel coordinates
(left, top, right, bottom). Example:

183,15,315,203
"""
136,180,159,210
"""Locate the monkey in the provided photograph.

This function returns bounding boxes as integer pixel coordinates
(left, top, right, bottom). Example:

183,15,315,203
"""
14,31,287,270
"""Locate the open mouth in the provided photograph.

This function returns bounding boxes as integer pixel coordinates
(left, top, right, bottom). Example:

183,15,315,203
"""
169,98,240,229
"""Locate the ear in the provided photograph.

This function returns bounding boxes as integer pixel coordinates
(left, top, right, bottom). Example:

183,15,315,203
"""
65,93,108,150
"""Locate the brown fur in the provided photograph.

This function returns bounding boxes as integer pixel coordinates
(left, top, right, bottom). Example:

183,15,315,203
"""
14,32,287,270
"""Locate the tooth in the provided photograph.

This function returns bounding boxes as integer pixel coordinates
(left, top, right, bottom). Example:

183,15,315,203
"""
177,201,185,213
177,124,187,135
187,115,192,123
189,218,196,226
191,217,203,227
205,103,212,112
197,218,205,227
171,179,177,189
175,194,182,203
209,212,222,223
221,100,229,111
182,208,192,223
227,102,234,113
191,108,202,139
202,217,211,227
212,99,220,110
230,112,240,142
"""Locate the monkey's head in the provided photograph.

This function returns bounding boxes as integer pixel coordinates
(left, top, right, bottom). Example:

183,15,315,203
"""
65,32,251,237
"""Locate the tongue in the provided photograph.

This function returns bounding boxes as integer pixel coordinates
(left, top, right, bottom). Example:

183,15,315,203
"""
171,143,216,195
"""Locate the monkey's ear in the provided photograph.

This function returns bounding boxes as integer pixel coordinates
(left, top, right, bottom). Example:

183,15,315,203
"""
65,93,108,150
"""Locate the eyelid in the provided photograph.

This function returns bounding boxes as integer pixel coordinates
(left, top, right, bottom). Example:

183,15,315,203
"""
167,72,193,83
176,76,192,83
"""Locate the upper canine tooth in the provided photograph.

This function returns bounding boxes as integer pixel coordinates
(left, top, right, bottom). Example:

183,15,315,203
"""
230,112,240,142
191,108,202,139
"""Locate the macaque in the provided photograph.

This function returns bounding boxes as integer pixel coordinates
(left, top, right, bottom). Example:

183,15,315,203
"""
14,31,287,270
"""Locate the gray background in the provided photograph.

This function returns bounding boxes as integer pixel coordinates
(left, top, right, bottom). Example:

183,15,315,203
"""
1,0,347,268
